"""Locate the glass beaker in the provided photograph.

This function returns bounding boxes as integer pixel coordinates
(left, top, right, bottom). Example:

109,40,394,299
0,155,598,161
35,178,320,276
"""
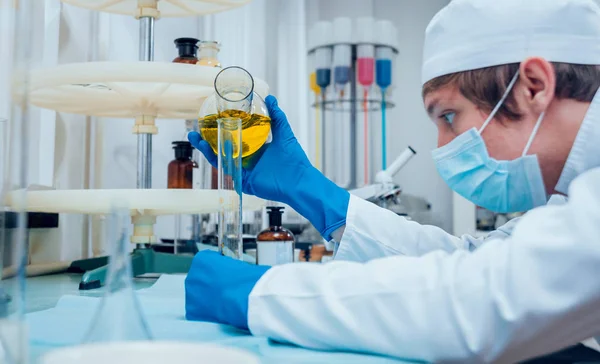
198,66,272,168
217,118,243,260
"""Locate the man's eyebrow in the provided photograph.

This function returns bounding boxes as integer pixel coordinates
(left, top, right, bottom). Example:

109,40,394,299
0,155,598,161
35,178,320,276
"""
426,99,440,117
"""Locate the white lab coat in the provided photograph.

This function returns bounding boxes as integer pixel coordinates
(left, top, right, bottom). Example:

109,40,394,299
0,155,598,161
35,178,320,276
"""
248,95,600,362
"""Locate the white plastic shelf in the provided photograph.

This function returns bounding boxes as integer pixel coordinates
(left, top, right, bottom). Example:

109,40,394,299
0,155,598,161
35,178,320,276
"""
61,0,251,17
28,62,269,119
6,189,264,216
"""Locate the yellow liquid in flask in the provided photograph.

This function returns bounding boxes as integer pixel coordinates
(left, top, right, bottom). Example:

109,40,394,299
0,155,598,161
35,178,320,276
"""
198,109,271,158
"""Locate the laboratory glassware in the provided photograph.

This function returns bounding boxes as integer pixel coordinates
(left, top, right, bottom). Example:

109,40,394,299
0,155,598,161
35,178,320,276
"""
168,141,195,254
217,117,243,260
308,21,398,189
83,208,152,343
173,38,199,64
332,18,352,186
256,207,295,266
167,141,194,189
0,0,34,362
375,20,398,169
309,57,322,170
356,18,376,184
198,66,271,169
197,41,221,68
312,21,333,90
172,38,197,254
332,18,352,97
311,21,333,173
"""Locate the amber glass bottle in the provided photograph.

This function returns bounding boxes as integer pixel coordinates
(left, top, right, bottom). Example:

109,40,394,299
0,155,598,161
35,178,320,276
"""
168,141,194,189
173,38,199,64
256,207,295,265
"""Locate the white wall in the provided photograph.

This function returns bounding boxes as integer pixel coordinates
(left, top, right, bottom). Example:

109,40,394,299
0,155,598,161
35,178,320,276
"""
306,0,453,232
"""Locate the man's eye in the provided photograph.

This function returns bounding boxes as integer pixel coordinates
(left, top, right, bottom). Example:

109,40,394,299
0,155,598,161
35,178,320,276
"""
441,112,455,124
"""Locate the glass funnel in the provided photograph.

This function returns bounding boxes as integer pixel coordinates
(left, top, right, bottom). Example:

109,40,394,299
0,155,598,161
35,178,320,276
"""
198,66,271,168
83,208,152,343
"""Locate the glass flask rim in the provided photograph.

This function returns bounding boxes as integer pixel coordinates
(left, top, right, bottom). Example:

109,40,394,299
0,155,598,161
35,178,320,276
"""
200,40,221,49
214,66,255,103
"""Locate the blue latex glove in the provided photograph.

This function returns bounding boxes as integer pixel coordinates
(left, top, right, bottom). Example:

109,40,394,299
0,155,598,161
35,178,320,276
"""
185,250,270,330
188,95,350,239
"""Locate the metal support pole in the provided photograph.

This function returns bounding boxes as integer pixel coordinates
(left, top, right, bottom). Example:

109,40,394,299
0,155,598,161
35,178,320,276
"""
137,17,154,190
349,46,358,189
136,16,154,250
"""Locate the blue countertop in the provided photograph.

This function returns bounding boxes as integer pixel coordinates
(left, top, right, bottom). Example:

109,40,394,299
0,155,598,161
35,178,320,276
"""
20,273,412,364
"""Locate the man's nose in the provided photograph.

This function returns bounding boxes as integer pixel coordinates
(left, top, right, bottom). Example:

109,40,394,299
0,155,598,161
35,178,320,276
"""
437,131,455,149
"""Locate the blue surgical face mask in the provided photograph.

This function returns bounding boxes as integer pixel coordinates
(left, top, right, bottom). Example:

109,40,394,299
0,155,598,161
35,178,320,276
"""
431,71,548,213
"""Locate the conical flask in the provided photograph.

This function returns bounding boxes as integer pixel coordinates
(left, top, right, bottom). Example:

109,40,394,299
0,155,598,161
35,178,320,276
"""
83,208,152,343
198,66,272,168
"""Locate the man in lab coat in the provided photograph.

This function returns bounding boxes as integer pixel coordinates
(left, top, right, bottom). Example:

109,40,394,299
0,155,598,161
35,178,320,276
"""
186,0,600,362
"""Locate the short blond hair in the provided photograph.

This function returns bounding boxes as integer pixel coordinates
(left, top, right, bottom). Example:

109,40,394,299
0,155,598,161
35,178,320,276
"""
422,63,600,120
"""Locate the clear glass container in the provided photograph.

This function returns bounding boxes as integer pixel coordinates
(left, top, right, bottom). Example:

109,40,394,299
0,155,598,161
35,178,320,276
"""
198,66,272,168
1,1,34,363
83,208,152,343
196,41,221,68
217,118,243,260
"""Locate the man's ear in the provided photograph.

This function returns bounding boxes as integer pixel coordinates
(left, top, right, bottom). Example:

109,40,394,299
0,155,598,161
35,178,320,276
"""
516,57,556,114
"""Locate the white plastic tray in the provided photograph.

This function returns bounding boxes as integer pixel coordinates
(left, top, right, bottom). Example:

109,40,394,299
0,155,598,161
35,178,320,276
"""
61,0,251,17
6,189,264,215
28,62,269,119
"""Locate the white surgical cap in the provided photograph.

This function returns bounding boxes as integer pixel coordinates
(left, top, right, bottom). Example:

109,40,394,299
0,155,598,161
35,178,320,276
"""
421,0,600,85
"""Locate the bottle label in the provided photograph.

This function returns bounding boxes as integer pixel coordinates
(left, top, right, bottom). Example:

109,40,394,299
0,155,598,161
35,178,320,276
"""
257,241,294,266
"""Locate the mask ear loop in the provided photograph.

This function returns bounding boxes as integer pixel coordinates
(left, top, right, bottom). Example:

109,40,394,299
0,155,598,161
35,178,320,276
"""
522,111,545,157
478,70,521,134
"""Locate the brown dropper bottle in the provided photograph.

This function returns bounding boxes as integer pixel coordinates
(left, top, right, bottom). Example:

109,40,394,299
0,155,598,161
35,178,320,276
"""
168,141,194,189
173,38,199,64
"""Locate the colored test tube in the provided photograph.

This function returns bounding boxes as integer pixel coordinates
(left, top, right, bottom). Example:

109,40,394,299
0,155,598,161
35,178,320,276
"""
357,47,375,88
333,17,352,95
375,46,394,90
356,17,376,89
311,21,333,90
375,20,398,91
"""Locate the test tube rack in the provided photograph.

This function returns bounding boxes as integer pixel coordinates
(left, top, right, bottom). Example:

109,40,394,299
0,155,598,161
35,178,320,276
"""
308,42,398,190
11,0,269,289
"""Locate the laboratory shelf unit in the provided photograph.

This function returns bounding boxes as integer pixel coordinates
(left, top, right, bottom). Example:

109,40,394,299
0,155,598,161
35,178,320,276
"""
61,0,251,17
29,62,269,120
6,0,265,289
6,189,265,216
